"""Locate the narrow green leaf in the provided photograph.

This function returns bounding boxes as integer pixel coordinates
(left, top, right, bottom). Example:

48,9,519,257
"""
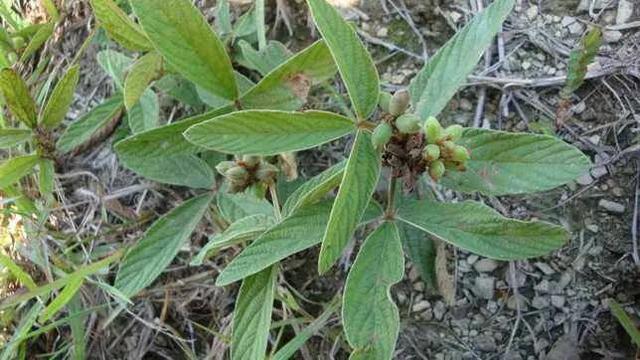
131,0,238,100
124,52,163,110
231,266,277,360
126,89,159,133
41,0,60,21
190,214,275,266
19,22,54,63
217,189,275,224
397,199,568,260
0,154,39,188
409,0,515,119
272,298,339,360
67,295,87,360
282,160,345,216
214,0,232,35
318,130,380,273
115,108,231,187
562,28,602,98
184,110,355,155
216,201,332,286
441,128,592,195
343,222,404,359
115,193,213,296
90,0,152,51
41,65,79,128
307,0,379,119
0,302,42,360
39,276,84,322
97,50,132,89
0,68,37,127
238,40,291,76
241,40,338,111
0,128,31,148
609,300,640,347
56,95,123,153
38,158,55,195
0,253,37,290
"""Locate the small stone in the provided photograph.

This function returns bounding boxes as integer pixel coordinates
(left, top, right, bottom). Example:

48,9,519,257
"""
616,0,634,25
449,11,463,23
586,224,599,233
413,281,425,292
561,16,577,27
507,294,529,311
526,5,539,20
531,296,550,309
412,300,431,313
551,295,566,308
475,334,497,352
588,135,601,145
467,254,479,265
522,60,532,70
568,21,585,35
433,301,447,320
534,279,552,293
535,262,555,275
459,98,473,112
572,101,586,114
591,165,608,178
604,30,623,43
376,27,388,37
474,259,500,273
575,172,594,186
534,338,550,354
598,199,625,214
474,277,495,300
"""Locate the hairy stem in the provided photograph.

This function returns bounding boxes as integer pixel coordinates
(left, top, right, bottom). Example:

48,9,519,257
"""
385,176,397,219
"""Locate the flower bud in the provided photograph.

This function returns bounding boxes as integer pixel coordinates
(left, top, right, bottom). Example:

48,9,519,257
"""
441,141,457,157
443,124,463,141
378,91,392,113
429,160,446,181
424,117,443,144
372,123,393,149
451,145,470,163
423,144,440,162
256,162,279,183
389,90,410,116
225,166,249,183
215,161,236,176
395,114,421,134
242,155,261,167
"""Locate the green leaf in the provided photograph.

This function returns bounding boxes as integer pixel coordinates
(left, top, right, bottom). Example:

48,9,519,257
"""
41,65,80,128
41,0,60,21
190,214,275,266
126,89,159,133
90,0,152,51
397,199,568,260
272,298,339,360
154,74,204,108
115,108,231,188
441,128,592,195
408,0,515,119
38,158,55,196
115,193,212,296
609,300,640,347
0,302,42,360
400,224,437,290
0,253,37,290
131,0,238,100
0,154,38,188
318,130,380,273
0,68,37,127
343,222,404,360
196,72,254,109
124,52,163,110
57,95,123,153
217,189,275,224
238,40,291,76
231,266,277,360
214,0,232,35
282,160,345,216
307,0,379,119
216,201,332,286
67,295,87,360
562,28,602,97
39,276,84,323
97,50,133,89
0,128,31,149
19,22,54,63
241,40,338,111
184,110,355,155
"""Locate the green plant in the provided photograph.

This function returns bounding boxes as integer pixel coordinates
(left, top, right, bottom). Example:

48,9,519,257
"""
0,0,594,358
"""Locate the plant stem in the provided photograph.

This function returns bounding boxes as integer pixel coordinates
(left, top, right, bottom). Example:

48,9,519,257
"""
385,176,397,219
269,183,282,221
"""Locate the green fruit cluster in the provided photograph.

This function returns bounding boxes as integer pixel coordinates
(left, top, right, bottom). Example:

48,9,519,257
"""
422,117,470,181
215,155,279,192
